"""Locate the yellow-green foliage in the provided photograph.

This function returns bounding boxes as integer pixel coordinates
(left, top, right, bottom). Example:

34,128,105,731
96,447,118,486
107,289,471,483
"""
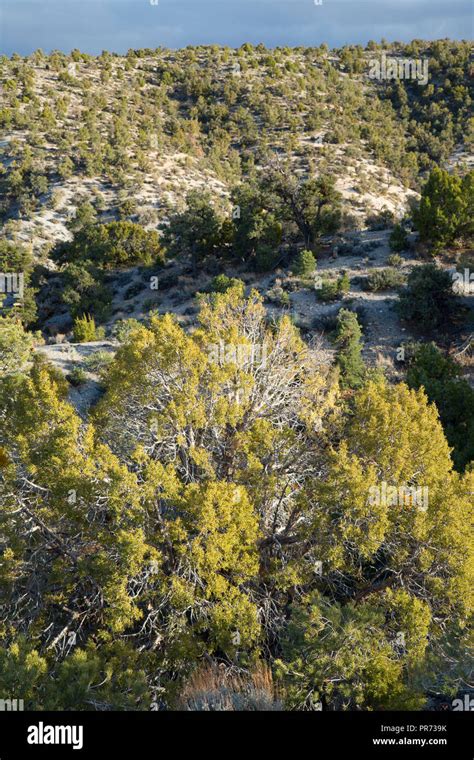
0,316,39,376
72,313,102,343
0,289,471,710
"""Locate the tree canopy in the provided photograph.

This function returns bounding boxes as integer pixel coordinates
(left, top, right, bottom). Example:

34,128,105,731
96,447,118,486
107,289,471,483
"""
414,168,474,252
1,288,471,710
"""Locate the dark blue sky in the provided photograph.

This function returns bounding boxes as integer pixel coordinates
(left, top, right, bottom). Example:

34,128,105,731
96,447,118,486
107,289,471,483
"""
1,0,472,56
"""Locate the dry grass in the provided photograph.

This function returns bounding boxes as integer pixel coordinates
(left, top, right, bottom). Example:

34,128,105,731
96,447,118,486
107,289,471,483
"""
178,661,282,711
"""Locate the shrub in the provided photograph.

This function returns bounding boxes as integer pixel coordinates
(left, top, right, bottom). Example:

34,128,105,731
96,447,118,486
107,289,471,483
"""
0,239,37,325
406,342,474,471
73,314,104,343
366,268,405,292
387,253,403,267
55,221,165,270
266,283,290,306
231,183,282,270
263,170,341,249
339,272,351,294
118,198,138,219
112,318,142,343
318,280,339,302
254,245,282,272
61,261,112,321
161,191,224,264
397,264,460,330
365,209,395,230
389,224,409,253
210,274,244,294
68,365,88,386
334,308,365,388
67,200,97,232
318,273,350,302
83,350,115,372
0,316,39,376
293,249,316,277
413,168,473,252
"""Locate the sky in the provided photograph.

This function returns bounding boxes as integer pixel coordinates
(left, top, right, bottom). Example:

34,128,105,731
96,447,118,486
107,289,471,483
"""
0,0,472,56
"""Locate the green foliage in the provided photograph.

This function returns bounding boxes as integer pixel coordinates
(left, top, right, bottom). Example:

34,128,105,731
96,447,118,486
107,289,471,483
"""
0,316,38,376
278,377,472,709
387,253,403,267
263,167,342,249
389,224,409,253
406,342,474,471
0,239,37,325
55,221,164,322
112,318,142,344
278,589,429,710
318,273,350,302
366,267,405,292
210,274,244,294
413,168,474,252
231,182,282,271
293,249,316,277
161,191,224,264
380,41,472,172
60,260,112,322
0,637,149,711
0,291,471,710
0,42,473,713
397,263,460,330
334,308,365,388
266,283,290,307
72,313,104,343
83,350,115,373
68,365,88,386
67,200,98,232
55,221,165,270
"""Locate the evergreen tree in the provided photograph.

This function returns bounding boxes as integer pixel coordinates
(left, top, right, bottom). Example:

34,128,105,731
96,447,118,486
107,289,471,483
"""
334,308,365,388
293,249,316,277
389,223,409,253
397,264,459,330
161,190,224,266
406,342,474,471
413,168,473,252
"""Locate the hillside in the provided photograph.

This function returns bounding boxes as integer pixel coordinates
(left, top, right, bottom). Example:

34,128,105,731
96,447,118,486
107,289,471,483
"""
1,41,473,365
0,39,473,714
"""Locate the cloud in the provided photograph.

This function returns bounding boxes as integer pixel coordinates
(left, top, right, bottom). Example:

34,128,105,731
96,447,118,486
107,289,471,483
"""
0,0,472,55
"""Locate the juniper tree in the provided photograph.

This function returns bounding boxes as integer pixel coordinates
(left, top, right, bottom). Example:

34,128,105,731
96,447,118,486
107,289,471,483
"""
334,308,365,388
